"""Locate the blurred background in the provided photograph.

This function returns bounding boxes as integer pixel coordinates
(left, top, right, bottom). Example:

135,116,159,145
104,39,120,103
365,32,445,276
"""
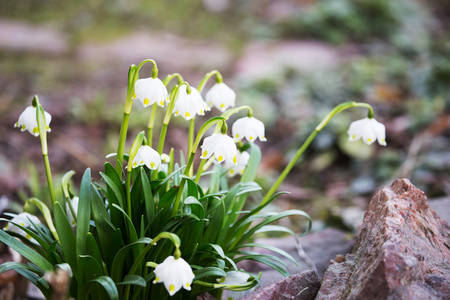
0,0,449,232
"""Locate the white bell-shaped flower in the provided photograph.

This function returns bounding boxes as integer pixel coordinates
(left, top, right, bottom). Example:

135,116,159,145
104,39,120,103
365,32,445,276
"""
133,77,168,108
159,153,171,174
205,82,236,112
225,151,250,177
173,85,210,120
232,116,267,143
201,133,237,164
153,256,195,296
66,197,79,226
132,145,161,170
348,117,387,146
14,106,51,137
3,212,42,244
217,271,250,285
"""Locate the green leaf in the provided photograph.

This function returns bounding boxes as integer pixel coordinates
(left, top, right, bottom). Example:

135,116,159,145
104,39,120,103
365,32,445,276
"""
116,274,146,287
254,225,296,236
86,233,103,270
193,267,226,281
90,184,114,263
0,231,53,271
82,276,119,300
25,197,59,241
1,217,50,252
110,238,152,282
77,168,92,257
231,209,312,250
141,168,155,225
100,171,125,209
53,202,77,275
234,254,289,277
79,254,104,281
61,170,76,199
237,243,299,267
111,204,138,244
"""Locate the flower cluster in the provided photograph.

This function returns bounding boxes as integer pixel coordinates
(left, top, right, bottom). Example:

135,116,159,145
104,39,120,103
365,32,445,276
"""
8,59,388,299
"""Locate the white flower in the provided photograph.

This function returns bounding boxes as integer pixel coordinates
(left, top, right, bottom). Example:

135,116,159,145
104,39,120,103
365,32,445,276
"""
3,212,42,244
173,85,210,120
14,106,51,137
153,256,195,296
133,77,168,108
217,271,250,285
347,117,387,146
159,153,171,174
132,146,161,170
225,151,250,177
205,82,236,112
201,133,237,164
232,116,267,143
66,197,79,226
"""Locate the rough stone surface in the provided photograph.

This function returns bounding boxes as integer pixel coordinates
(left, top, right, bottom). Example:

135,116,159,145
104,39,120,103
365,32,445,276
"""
316,179,450,300
240,228,354,286
241,270,320,300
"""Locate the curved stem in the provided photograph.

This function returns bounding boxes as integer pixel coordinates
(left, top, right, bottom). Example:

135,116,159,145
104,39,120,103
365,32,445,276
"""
117,60,159,174
197,70,223,93
262,101,374,204
162,73,184,86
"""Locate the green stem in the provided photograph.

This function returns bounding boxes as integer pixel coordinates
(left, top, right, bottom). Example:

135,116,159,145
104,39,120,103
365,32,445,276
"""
124,232,180,299
172,154,195,216
188,118,195,177
116,112,130,174
147,105,157,148
194,159,207,183
116,60,159,175
262,101,374,204
171,117,227,216
43,154,56,206
155,84,184,159
34,97,56,206
162,73,184,86
197,70,223,93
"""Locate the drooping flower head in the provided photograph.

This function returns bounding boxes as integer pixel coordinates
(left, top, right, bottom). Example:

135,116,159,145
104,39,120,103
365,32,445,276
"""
173,85,210,120
232,116,267,143
3,212,42,244
201,133,237,164
225,151,250,177
205,82,236,112
66,196,79,227
153,256,195,296
133,77,168,108
348,117,387,146
159,153,171,174
14,106,51,137
132,145,161,170
217,271,250,285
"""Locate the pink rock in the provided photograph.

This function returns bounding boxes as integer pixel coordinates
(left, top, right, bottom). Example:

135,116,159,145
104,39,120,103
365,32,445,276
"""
241,270,320,300
316,179,450,299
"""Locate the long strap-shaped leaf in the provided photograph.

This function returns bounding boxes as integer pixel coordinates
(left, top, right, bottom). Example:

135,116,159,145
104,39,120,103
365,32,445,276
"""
0,231,53,271
81,276,119,300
